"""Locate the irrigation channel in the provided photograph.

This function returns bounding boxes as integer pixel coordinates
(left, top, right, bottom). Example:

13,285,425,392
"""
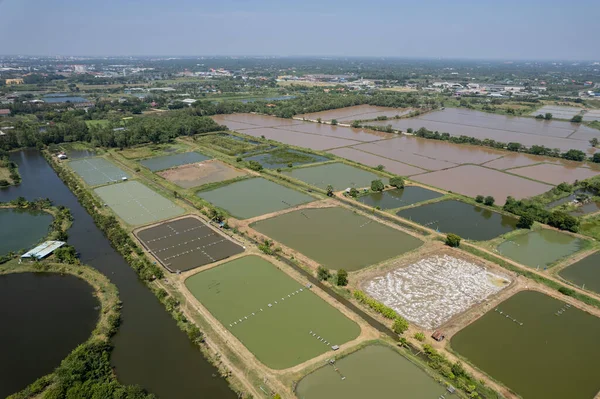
0,150,235,399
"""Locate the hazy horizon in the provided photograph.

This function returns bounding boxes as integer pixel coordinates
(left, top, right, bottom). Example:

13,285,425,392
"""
1,0,598,61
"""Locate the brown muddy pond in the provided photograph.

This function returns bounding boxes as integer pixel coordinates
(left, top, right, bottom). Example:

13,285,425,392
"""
412,165,553,205
282,123,393,141
298,105,402,121
238,127,360,150
329,147,425,176
369,108,598,152
353,142,457,170
212,113,304,128
508,163,599,185
358,186,443,209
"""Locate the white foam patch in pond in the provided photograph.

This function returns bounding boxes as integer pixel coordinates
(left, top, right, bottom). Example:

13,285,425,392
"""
364,255,510,329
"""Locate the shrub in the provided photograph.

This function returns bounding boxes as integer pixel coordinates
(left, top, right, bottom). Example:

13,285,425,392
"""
571,115,583,123
331,119,338,125
317,266,330,281
247,160,263,171
370,179,384,192
559,286,575,296
375,164,385,171
414,332,425,342
353,290,397,319
475,195,484,203
516,215,534,229
336,269,348,286
349,187,359,198
445,233,461,247
389,176,405,189
392,317,409,334
484,196,495,206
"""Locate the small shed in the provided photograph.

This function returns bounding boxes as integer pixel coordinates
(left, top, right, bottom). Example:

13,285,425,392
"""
431,330,446,342
21,241,66,260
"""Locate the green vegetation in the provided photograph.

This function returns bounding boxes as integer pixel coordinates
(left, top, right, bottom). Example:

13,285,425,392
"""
317,266,331,281
194,133,263,156
484,196,495,206
414,332,425,342
246,160,263,171
422,345,483,398
392,317,409,334
0,152,21,186
370,179,384,192
571,115,583,123
389,176,404,189
516,215,534,229
445,233,461,247
353,290,410,336
336,269,348,286
504,196,580,232
475,195,484,203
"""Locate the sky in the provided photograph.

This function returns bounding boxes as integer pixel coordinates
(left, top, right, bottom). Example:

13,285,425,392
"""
0,0,598,60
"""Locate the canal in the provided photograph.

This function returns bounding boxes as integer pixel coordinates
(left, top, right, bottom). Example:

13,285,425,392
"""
0,150,235,399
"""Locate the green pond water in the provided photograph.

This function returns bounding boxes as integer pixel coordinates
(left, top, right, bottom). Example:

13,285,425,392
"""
451,290,600,399
185,256,359,369
397,200,517,241
0,208,53,255
559,251,600,294
282,163,383,190
295,345,446,399
358,186,443,210
197,178,315,219
251,207,422,271
243,149,329,169
497,229,584,269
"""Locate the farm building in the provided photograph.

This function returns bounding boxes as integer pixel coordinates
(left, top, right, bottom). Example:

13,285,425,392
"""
21,241,66,260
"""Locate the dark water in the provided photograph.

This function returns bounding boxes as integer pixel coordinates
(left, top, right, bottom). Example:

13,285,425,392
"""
0,150,235,399
559,251,600,294
358,187,443,210
0,273,98,398
451,291,600,399
42,96,89,103
397,200,517,241
0,208,53,255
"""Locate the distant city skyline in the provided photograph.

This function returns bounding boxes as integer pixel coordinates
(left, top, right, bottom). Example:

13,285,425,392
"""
1,0,598,60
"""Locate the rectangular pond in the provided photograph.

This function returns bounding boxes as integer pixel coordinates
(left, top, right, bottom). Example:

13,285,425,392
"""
282,163,384,191
185,255,360,369
251,207,422,271
243,148,329,169
94,180,184,226
497,229,584,269
136,216,244,272
559,251,600,294
358,186,443,210
69,157,130,187
396,200,518,241
295,345,446,399
197,178,315,219
451,290,600,399
139,151,210,172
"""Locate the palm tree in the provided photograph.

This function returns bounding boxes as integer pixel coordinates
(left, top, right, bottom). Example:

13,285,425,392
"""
326,184,334,197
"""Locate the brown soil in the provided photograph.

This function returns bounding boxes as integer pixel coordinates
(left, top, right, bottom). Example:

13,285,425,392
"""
157,159,247,189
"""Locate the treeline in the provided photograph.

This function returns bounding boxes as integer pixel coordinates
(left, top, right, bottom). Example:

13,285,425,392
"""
0,151,21,186
504,196,580,232
190,91,435,118
353,290,409,334
0,112,226,152
411,127,595,162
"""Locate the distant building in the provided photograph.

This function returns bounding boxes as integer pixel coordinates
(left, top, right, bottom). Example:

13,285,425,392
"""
181,98,197,105
0,109,11,116
21,241,66,260
5,78,24,85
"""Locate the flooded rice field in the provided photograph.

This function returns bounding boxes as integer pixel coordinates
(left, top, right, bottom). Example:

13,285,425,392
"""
497,229,584,268
197,177,315,219
482,153,551,170
251,207,422,271
530,105,583,120
295,345,446,399
297,105,408,122
451,290,600,399
0,208,53,255
412,165,553,205
363,254,510,329
368,108,599,152
236,127,360,150
282,123,394,141
397,200,518,241
329,147,426,176
583,109,600,122
0,273,98,398
212,113,304,128
507,163,600,185
339,108,413,123
357,186,443,210
158,160,247,188
559,251,600,294
282,162,384,190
